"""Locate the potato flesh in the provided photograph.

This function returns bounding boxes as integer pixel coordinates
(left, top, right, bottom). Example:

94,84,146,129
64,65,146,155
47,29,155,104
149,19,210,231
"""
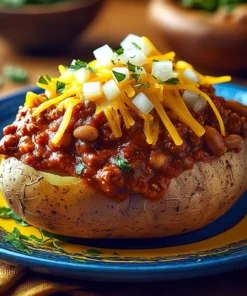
0,141,247,238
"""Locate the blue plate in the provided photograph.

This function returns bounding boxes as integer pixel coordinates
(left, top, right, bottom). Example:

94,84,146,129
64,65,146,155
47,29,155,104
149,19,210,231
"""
0,83,247,283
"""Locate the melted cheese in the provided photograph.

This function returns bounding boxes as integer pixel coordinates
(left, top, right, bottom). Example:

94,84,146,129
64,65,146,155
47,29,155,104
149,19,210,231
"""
29,36,230,146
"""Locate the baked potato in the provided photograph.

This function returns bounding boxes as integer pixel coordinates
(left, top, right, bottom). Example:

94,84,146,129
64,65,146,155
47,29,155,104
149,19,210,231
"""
0,35,247,238
0,146,247,238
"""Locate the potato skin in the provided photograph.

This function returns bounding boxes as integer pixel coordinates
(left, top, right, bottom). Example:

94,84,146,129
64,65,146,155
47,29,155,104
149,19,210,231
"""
1,142,247,238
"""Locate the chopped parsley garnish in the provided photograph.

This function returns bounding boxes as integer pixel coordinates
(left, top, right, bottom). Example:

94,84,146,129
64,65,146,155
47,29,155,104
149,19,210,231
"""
38,75,49,85
130,55,136,59
0,207,29,226
127,61,136,72
69,59,96,73
133,83,150,89
131,42,141,50
3,65,28,83
46,74,51,82
115,48,124,55
114,157,132,173
127,61,142,72
159,78,180,85
132,74,140,82
75,163,85,175
56,81,66,94
111,60,116,65
112,70,126,83
153,59,159,62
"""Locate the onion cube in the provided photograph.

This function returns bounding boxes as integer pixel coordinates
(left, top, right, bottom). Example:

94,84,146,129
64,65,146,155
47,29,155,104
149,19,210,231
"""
182,90,200,109
117,53,128,65
126,48,147,66
152,60,173,81
194,97,207,112
102,79,121,101
120,34,153,56
82,82,103,101
132,92,154,114
93,44,115,68
74,68,91,84
121,34,142,51
183,68,199,83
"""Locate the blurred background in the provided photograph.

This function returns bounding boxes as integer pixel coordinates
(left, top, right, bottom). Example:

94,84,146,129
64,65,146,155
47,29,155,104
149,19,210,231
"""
0,0,246,95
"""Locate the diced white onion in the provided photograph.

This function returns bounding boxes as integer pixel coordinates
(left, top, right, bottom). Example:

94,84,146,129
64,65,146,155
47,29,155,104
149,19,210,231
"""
120,34,142,51
112,67,129,82
132,92,154,115
74,68,90,84
183,68,199,83
45,90,52,98
193,97,207,112
182,90,199,107
117,53,128,65
82,82,103,101
151,60,173,81
182,90,206,112
102,79,121,101
93,44,115,68
125,48,147,66
120,34,152,56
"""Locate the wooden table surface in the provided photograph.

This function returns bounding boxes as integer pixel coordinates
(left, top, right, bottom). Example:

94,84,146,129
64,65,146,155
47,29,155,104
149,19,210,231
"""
0,0,247,295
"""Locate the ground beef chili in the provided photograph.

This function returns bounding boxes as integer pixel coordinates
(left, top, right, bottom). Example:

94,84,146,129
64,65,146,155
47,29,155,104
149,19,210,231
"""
0,85,246,200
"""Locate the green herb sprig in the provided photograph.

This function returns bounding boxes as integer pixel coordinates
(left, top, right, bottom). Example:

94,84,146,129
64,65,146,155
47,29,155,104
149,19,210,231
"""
69,59,95,73
3,65,28,84
114,157,132,173
159,78,180,85
0,207,29,226
112,70,126,83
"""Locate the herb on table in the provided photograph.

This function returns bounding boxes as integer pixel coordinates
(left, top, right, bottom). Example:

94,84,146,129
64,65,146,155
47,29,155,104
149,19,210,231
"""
112,70,126,83
3,227,85,263
0,207,29,226
133,83,150,89
114,48,124,55
132,74,140,82
3,228,31,254
69,59,96,73
159,78,180,85
56,81,66,94
131,42,141,50
75,163,85,175
114,157,132,173
3,65,28,84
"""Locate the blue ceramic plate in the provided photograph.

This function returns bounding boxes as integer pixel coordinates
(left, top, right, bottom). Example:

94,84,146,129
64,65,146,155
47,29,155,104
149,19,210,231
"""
1,83,247,283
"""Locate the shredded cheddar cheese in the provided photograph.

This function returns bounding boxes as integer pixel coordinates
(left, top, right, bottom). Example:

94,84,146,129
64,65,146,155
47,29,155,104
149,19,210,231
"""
27,35,231,146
